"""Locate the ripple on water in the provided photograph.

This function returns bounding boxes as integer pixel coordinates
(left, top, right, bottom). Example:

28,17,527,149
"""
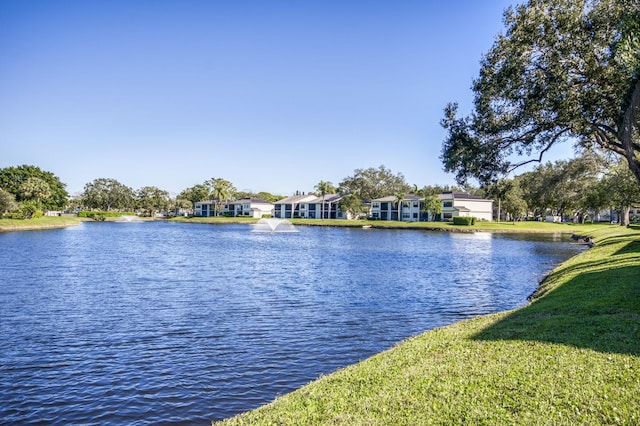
0,223,584,424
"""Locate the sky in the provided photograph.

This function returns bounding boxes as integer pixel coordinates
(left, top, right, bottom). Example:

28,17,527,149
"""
0,0,574,197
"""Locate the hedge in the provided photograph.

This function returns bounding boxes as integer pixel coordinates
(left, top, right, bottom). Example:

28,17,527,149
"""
452,216,476,225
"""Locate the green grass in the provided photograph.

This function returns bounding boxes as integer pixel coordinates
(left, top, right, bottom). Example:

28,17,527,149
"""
292,218,606,233
0,216,81,231
217,225,640,425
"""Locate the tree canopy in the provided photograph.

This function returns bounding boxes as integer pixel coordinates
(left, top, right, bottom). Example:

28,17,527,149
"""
441,0,640,186
136,186,170,217
0,165,69,209
338,165,412,201
81,178,135,211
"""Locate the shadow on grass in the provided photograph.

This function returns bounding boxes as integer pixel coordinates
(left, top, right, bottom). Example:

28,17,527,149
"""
615,239,640,256
473,263,640,356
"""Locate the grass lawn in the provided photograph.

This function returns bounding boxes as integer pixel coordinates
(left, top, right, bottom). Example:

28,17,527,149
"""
217,225,640,425
290,218,608,233
0,216,81,232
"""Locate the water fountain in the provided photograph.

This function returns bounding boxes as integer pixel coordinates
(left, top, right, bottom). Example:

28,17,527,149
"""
251,218,298,233
117,215,143,222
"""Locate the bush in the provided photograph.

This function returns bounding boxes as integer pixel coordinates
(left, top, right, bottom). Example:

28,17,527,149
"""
452,216,476,226
19,202,39,219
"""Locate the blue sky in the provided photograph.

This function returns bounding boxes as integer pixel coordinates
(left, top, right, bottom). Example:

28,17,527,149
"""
0,0,572,196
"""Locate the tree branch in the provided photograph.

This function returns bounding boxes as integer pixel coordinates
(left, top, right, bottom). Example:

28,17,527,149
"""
508,128,570,172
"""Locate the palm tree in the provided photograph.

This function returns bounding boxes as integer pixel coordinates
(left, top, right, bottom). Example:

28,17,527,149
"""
394,191,406,221
314,180,336,219
208,178,235,216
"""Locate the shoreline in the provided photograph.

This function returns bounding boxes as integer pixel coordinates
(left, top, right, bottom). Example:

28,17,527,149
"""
0,217,83,233
216,224,639,424
1,215,608,236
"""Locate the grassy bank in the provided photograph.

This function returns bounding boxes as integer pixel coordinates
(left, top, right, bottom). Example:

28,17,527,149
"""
290,218,607,233
217,225,640,425
0,216,81,232
171,215,604,234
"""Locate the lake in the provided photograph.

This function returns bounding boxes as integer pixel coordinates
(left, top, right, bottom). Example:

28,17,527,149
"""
0,221,584,424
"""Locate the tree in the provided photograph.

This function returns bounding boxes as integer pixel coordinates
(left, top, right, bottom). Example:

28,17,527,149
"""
441,0,640,186
314,180,336,219
519,156,601,220
338,195,368,219
393,191,407,221
423,194,443,222
172,197,193,216
136,186,170,217
486,178,527,221
207,178,236,216
18,177,51,209
580,181,609,223
501,179,528,221
81,178,134,211
419,184,463,196
178,184,210,209
255,191,281,203
601,160,640,225
338,165,412,201
0,165,68,209
0,188,17,213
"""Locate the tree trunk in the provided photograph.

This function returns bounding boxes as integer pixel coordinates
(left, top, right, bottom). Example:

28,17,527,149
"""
621,206,631,226
619,78,640,185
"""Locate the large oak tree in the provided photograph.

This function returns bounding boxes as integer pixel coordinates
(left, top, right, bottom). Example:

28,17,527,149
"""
441,0,640,186
0,165,68,209
338,165,412,201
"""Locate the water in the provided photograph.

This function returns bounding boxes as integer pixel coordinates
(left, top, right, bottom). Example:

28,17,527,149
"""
0,222,584,424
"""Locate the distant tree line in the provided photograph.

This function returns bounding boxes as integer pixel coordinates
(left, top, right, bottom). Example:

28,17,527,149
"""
486,155,640,225
1,159,638,223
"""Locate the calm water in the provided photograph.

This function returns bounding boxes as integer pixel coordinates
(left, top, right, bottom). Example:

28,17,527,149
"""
0,222,584,424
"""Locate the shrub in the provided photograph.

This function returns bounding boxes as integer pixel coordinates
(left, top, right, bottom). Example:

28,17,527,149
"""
452,216,476,226
19,202,38,219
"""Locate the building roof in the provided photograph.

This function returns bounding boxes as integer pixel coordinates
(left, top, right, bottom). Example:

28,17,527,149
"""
228,198,273,205
450,192,487,200
312,193,344,203
371,194,424,202
274,194,318,204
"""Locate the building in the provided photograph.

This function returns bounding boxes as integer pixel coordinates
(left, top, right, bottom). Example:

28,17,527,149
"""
227,198,274,218
273,194,350,219
194,198,274,218
370,192,494,222
273,194,318,219
440,192,493,222
369,195,427,221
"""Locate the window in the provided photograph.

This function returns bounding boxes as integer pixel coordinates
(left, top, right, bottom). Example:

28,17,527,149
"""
372,202,380,209
443,201,453,208
413,202,418,208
